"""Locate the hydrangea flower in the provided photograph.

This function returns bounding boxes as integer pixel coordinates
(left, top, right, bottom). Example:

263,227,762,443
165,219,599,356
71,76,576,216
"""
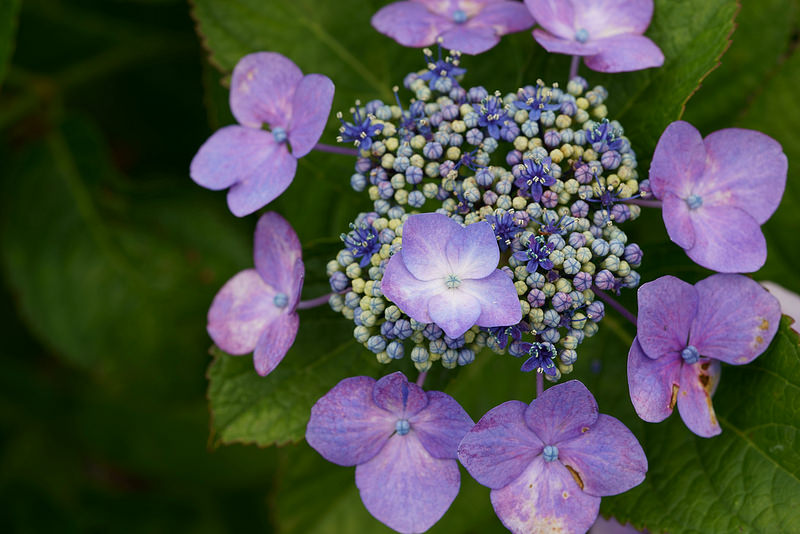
649,121,787,272
458,380,647,534
372,0,535,55
628,274,781,437
525,0,664,72
190,52,334,216
207,212,304,376
306,372,474,533
382,213,522,338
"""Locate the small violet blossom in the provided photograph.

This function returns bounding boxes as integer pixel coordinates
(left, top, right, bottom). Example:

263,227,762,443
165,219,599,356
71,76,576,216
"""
190,52,334,216
306,372,474,534
207,212,304,376
628,274,781,437
458,380,647,534
525,0,664,72
382,213,522,338
649,121,787,273
372,0,535,55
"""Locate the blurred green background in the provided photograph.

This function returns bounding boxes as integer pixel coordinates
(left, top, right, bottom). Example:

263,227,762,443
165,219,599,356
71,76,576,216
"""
1,0,799,532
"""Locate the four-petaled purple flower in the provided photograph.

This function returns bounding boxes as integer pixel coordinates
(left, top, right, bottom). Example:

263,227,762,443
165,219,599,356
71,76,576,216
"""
525,0,664,72
190,52,334,216
382,213,522,338
649,121,787,273
513,234,555,273
474,95,510,139
628,274,781,437
306,372,474,534
207,212,304,376
514,157,555,201
458,380,648,534
372,0,535,55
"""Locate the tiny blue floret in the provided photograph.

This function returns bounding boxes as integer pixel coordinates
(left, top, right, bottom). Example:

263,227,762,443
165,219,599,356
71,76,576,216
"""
686,194,703,210
543,445,559,462
395,418,411,436
273,292,289,308
575,28,589,43
271,126,287,143
453,9,468,23
681,345,700,364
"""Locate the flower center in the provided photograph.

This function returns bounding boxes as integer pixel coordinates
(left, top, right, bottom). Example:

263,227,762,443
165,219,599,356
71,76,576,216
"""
272,126,288,143
273,292,289,308
452,9,468,24
543,445,559,462
575,28,589,43
686,194,703,210
395,418,410,436
681,345,700,364
445,273,462,289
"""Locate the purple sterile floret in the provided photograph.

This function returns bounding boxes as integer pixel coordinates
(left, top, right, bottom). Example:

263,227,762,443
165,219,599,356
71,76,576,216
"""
382,213,523,338
628,274,781,437
371,0,535,55
190,52,334,217
207,212,304,376
458,380,647,534
649,121,788,273
306,372,474,534
525,0,664,73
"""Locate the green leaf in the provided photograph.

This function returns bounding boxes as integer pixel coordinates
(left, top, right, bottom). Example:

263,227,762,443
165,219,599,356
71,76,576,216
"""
0,0,20,90
600,317,800,533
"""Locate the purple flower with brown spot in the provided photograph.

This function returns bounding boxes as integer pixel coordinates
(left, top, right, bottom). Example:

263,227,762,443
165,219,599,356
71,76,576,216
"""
190,52,334,216
207,212,304,376
649,121,787,273
372,0,535,55
525,0,664,72
458,380,647,534
628,274,781,437
306,372,474,534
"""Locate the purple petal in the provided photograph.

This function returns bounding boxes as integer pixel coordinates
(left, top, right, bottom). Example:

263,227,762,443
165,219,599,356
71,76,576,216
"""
207,269,279,355
458,400,543,490
306,376,395,466
428,289,482,338
445,221,499,280
356,434,460,534
685,204,767,273
460,270,523,328
190,125,273,191
533,29,600,56
288,74,335,158
490,456,601,534
226,143,297,217
229,52,302,129
401,213,459,281
525,380,599,445
253,212,304,305
583,34,664,73
676,359,722,438
690,274,781,364
468,2,535,35
371,2,451,48
558,414,647,497
627,338,682,423
410,391,474,459
524,0,575,39
661,191,695,249
636,275,697,359
381,253,443,323
373,372,428,419
698,128,787,224
648,121,706,199
439,26,499,55
252,311,299,376
573,0,654,38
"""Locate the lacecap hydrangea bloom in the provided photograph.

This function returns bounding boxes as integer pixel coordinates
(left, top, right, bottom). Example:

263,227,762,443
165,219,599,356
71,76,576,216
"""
628,274,781,437
207,212,304,376
306,372,473,533
372,0,535,55
526,0,664,72
458,380,647,533
190,52,334,216
648,121,787,273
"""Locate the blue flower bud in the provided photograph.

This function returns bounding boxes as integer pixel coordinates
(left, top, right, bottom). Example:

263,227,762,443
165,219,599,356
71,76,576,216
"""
393,319,413,340
559,349,578,365
351,173,367,191
429,339,447,354
411,345,429,363
367,335,386,353
586,301,605,322
329,271,349,292
457,348,475,366
354,325,371,343
594,269,616,290
591,238,609,257
608,239,625,257
623,243,643,266
543,309,561,328
444,334,465,349
552,292,572,312
381,320,396,339
541,328,560,344
442,348,459,367
387,341,404,360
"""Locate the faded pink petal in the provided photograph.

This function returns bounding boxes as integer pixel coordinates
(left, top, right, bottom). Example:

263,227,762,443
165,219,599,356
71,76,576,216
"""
371,1,452,48
649,121,706,199
410,390,474,459
225,142,297,217
661,192,695,249
288,74,335,158
524,0,575,38
685,203,767,273
400,212,458,281
627,339,682,423
469,2,535,35
583,34,664,72
636,276,697,360
572,0,654,39
440,25,499,55
533,28,599,56
190,125,275,191
381,253,443,324
445,220,499,279
253,311,299,376
460,271,523,327
253,212,304,305
676,359,722,438
428,289,482,338
372,372,429,419
229,52,302,129
525,380,598,445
